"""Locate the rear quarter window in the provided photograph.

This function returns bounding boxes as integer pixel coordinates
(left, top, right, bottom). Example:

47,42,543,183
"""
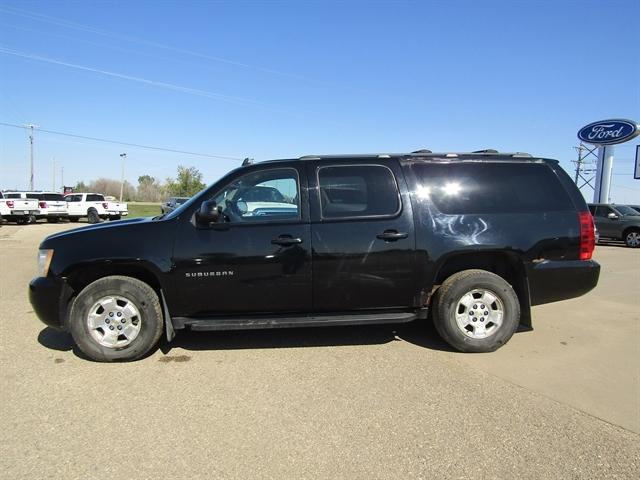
86,194,105,201
411,162,574,214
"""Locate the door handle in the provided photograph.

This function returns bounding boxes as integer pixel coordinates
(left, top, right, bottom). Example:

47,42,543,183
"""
271,235,303,246
376,230,409,241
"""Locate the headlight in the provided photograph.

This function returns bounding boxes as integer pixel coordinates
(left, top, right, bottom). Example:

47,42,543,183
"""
37,249,54,277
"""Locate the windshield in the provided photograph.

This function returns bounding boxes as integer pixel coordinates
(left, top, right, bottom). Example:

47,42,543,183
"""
616,205,640,216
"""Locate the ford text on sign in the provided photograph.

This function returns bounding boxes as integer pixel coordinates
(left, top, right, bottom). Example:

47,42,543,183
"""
578,119,639,145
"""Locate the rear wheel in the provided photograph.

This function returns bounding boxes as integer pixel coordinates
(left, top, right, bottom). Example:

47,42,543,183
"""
624,229,640,248
68,276,164,362
87,209,100,224
432,269,520,353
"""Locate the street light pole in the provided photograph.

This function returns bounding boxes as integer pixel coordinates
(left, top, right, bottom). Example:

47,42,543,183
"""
119,153,127,202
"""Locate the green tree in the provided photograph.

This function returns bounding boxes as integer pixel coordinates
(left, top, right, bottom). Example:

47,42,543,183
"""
137,175,165,202
74,180,89,192
165,166,206,197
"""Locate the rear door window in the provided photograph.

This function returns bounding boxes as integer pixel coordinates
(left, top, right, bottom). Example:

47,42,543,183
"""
318,165,400,219
411,162,574,214
43,193,64,201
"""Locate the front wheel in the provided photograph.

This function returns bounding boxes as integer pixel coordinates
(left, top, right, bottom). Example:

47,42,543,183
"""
68,276,164,362
624,229,640,248
432,269,520,353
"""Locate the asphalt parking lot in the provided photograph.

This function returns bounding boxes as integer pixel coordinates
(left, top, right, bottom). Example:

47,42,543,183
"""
1,222,638,479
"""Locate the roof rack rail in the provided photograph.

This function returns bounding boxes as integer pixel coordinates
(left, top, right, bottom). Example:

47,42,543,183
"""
472,149,499,154
411,149,432,154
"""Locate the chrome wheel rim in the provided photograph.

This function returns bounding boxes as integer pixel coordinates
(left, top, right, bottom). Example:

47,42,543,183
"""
627,232,640,247
86,296,142,348
454,288,504,339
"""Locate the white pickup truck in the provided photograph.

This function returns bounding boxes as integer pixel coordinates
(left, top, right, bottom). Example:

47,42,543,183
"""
0,191,40,224
5,191,68,223
64,193,128,223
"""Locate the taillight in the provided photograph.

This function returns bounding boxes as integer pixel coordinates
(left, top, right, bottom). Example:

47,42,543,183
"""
102,202,109,209
39,201,47,208
578,211,595,260
7,200,14,208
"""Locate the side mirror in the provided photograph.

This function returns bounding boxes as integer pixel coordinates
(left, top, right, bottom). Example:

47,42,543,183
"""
607,213,619,220
196,200,220,226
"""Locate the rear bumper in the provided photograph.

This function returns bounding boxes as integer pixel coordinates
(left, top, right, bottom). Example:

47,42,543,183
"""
527,260,600,306
29,276,70,329
10,210,39,216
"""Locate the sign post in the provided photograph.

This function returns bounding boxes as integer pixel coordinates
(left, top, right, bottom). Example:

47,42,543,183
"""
577,119,640,203
635,145,640,180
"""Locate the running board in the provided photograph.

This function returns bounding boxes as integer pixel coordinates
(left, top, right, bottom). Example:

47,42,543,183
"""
172,312,417,331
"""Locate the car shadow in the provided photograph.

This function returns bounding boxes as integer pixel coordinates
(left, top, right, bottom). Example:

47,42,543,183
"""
159,319,456,354
37,327,92,360
38,319,457,361
596,239,627,248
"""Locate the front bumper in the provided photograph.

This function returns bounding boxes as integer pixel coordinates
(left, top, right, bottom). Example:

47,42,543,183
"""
527,259,600,306
29,276,71,329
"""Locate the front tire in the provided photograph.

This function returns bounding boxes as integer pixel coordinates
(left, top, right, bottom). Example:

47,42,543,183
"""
68,276,164,362
432,269,520,353
624,229,640,248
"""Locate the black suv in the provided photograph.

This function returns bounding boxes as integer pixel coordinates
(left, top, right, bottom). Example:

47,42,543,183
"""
588,204,640,248
29,151,599,361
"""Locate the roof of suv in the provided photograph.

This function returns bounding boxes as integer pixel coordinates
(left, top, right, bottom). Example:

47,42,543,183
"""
257,150,555,166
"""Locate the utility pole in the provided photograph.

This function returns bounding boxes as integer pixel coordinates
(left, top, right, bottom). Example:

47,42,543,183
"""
27,124,39,190
119,153,127,202
573,144,585,184
52,157,56,191
61,166,64,193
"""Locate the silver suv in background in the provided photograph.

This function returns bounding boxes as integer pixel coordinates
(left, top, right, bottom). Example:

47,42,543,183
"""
588,204,640,248
161,196,189,214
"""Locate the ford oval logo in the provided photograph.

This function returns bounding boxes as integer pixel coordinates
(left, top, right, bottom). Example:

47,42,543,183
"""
578,119,640,145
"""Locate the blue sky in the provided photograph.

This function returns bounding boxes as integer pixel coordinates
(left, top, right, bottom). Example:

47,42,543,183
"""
1,0,638,202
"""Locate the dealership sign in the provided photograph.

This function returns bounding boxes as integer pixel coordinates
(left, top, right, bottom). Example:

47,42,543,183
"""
578,119,640,145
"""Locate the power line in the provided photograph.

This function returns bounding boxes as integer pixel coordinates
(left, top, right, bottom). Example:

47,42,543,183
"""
0,122,242,160
0,46,268,108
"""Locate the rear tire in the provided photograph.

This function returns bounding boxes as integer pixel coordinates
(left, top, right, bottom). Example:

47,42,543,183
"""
624,229,640,248
432,269,520,353
87,209,100,224
68,276,164,362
